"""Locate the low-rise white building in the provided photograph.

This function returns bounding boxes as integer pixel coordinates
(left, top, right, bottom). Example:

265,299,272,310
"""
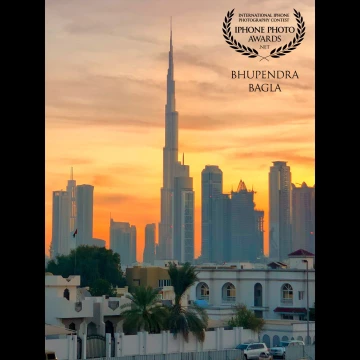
190,249,315,345
45,272,132,358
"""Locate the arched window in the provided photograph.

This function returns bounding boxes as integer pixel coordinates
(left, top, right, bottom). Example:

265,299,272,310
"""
105,320,114,338
262,334,270,348
87,322,97,336
281,335,289,342
222,282,235,302
273,335,280,347
69,322,76,330
63,288,70,300
254,283,262,307
281,283,293,304
196,282,209,300
297,336,303,341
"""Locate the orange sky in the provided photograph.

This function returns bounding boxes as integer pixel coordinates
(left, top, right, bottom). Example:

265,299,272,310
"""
45,0,315,262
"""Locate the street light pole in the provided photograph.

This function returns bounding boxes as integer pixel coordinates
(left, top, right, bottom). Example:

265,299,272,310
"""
302,259,310,345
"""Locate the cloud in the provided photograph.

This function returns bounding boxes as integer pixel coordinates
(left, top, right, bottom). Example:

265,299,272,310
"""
232,151,314,166
46,157,94,166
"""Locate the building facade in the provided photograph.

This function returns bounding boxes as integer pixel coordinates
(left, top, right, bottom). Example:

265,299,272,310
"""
51,190,71,257
212,193,231,263
269,161,292,261
173,176,194,263
292,182,315,254
75,184,94,246
110,220,136,266
230,180,263,262
143,223,156,264
190,250,315,322
201,165,223,263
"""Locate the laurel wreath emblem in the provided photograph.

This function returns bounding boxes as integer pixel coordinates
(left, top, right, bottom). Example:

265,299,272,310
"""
222,9,306,61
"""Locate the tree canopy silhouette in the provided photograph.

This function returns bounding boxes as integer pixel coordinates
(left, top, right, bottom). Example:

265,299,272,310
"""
46,245,126,288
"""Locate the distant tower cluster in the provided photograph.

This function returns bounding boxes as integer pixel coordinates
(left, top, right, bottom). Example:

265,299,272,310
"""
200,171,264,264
50,168,101,259
49,23,314,266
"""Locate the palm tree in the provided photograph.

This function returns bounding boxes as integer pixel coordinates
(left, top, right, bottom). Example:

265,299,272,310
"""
167,262,208,342
120,285,169,334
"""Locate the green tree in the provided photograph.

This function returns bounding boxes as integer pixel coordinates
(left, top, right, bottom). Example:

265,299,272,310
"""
46,245,126,288
227,303,265,332
89,278,117,297
167,262,208,342
120,286,169,334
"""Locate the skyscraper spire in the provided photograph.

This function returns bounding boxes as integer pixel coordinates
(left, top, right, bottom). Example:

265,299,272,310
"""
70,166,73,180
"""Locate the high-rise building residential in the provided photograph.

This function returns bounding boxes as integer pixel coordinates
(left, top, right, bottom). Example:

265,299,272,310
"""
292,182,315,253
110,220,136,266
76,184,94,246
51,190,70,258
201,165,223,262
230,180,262,262
66,167,77,249
212,193,231,263
269,161,292,261
143,223,156,264
158,25,190,260
173,176,195,263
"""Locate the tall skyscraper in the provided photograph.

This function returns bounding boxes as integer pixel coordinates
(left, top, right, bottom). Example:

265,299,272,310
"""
201,165,223,262
51,190,70,258
173,175,194,263
158,24,189,259
76,184,94,246
292,182,315,253
143,223,156,264
66,167,76,249
269,161,292,261
230,180,262,262
110,219,136,266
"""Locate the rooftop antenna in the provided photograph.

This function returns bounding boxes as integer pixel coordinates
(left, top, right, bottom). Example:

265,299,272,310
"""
182,153,184,165
70,167,73,180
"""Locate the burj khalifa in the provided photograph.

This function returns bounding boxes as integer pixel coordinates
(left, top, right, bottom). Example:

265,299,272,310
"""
158,22,189,259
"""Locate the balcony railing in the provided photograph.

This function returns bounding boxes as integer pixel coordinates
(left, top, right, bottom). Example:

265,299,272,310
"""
198,295,209,301
222,296,236,303
281,298,293,304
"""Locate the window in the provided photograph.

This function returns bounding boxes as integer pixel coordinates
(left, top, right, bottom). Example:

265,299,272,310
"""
281,283,293,304
281,314,293,320
196,282,209,300
254,283,262,306
222,282,236,302
158,279,171,287
63,288,70,300
298,291,304,300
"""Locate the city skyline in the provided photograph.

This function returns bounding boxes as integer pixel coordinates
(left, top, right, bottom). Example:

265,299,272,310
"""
45,0,315,261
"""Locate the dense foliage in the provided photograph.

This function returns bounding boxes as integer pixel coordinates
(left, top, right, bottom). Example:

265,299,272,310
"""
121,286,170,334
228,303,265,332
46,245,126,289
